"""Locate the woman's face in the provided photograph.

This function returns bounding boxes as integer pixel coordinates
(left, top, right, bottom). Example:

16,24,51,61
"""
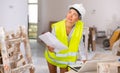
66,9,79,23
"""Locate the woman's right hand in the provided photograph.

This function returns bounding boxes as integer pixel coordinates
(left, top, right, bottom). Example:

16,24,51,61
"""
47,45,55,52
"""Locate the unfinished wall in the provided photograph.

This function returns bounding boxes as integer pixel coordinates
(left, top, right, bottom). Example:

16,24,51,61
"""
38,0,120,39
81,0,120,32
0,0,28,31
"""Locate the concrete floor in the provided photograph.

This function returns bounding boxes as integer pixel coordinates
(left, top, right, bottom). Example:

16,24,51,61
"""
29,38,112,73
30,39,49,73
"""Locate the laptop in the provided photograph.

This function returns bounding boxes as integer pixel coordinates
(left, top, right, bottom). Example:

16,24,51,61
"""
68,59,115,73
78,59,115,73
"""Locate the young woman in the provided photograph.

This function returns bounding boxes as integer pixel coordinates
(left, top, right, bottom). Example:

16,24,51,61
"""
45,4,86,73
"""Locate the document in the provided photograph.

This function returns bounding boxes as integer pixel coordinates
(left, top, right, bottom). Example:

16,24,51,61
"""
39,32,68,52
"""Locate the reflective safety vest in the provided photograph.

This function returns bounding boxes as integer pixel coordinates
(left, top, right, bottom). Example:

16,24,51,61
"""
45,19,84,68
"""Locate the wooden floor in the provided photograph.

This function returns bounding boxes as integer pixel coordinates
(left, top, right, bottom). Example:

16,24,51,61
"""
29,38,112,73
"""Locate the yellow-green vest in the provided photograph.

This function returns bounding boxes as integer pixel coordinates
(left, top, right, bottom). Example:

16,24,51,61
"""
45,19,84,68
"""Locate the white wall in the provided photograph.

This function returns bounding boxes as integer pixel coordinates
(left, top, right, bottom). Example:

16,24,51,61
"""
81,0,120,32
0,0,28,31
38,0,82,36
38,0,120,38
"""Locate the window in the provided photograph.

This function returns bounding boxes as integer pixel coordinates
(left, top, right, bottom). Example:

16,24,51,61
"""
28,0,38,39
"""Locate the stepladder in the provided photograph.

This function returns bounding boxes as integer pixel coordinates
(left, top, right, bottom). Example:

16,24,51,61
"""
0,26,35,73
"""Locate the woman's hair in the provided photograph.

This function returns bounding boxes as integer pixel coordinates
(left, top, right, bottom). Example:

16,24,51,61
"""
69,7,82,20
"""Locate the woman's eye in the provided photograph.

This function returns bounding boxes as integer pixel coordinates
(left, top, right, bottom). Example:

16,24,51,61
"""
68,11,72,14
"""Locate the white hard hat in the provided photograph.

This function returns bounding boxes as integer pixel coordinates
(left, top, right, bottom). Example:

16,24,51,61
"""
69,4,86,19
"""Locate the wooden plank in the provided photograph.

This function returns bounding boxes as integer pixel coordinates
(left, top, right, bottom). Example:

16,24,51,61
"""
0,27,11,73
16,58,25,67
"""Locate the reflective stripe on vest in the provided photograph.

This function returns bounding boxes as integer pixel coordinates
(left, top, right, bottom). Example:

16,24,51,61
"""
56,52,78,57
47,50,76,65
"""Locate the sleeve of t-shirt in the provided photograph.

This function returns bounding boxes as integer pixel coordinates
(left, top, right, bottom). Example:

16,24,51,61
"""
79,36,87,60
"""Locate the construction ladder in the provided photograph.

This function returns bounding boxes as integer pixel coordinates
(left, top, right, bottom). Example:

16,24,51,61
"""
0,26,35,73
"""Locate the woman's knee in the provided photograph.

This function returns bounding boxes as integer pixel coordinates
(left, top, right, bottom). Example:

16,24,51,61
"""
60,67,68,73
47,62,57,73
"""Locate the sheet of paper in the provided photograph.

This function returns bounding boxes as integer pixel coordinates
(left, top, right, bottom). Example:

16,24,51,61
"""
39,32,68,52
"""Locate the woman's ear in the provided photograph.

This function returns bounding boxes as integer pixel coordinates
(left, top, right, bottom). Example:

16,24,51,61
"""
79,16,82,20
